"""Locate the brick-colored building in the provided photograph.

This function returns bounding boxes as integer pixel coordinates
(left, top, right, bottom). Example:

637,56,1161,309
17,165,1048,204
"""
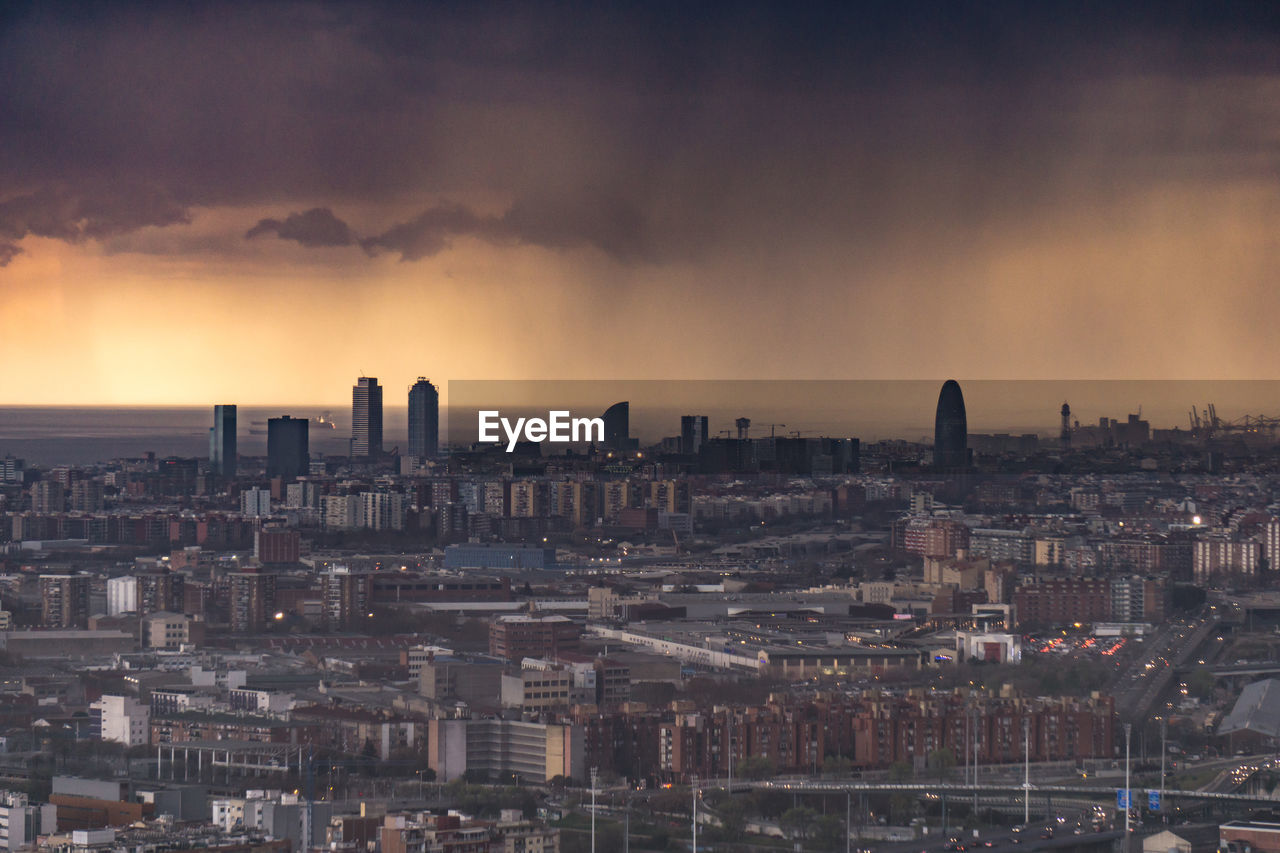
1012,577,1111,628
489,615,580,661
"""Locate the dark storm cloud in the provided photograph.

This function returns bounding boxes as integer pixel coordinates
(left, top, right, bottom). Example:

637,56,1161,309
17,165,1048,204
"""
0,185,190,265
2,1,1280,267
246,208,356,247
357,192,650,262
244,192,651,262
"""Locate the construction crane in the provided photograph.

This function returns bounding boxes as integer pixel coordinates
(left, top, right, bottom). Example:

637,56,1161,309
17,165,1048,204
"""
764,423,786,438
1189,403,1280,440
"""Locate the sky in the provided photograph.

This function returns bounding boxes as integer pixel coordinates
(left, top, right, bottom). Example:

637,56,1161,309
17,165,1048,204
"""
2,1,1280,405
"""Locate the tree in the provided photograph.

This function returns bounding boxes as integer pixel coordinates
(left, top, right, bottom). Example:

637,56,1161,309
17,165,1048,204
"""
823,754,854,775
927,747,956,779
716,797,746,842
780,805,817,840
812,814,846,851
888,760,913,782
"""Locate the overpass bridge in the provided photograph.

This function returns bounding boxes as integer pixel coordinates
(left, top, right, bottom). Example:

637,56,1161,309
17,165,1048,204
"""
735,778,1280,807
1181,662,1280,679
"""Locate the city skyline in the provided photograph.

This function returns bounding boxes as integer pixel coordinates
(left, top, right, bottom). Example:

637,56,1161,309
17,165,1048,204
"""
5,5,1280,846
3,3,1280,403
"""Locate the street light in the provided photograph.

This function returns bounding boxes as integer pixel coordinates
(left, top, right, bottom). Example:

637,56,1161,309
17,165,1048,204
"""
590,767,598,853
1124,722,1132,839
691,774,698,853
1159,716,1167,823
1022,718,1030,826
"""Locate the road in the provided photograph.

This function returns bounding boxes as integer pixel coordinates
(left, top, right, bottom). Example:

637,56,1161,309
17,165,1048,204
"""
1110,611,1219,723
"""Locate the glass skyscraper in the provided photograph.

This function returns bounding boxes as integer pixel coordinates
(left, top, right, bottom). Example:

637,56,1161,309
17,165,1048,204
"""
408,378,439,458
209,404,237,479
351,376,383,457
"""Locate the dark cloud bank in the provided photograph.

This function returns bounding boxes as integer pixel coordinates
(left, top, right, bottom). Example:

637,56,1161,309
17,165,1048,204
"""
246,191,650,262
2,1,1280,266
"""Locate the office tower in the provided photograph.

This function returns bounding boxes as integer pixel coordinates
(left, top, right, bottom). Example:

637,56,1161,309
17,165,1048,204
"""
209,404,237,479
352,376,384,457
39,573,89,628
680,415,709,454
602,401,635,451
934,379,969,469
408,378,440,458
266,416,309,479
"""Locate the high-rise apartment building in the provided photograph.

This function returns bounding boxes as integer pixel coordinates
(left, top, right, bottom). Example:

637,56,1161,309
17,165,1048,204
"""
352,377,383,457
30,481,64,513
137,569,185,615
70,479,104,512
228,569,275,633
322,567,374,631
40,573,89,628
210,404,237,480
266,416,309,479
408,378,439,459
240,487,272,518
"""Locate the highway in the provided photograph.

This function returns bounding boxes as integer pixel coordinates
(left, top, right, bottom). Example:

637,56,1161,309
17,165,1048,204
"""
1110,611,1218,723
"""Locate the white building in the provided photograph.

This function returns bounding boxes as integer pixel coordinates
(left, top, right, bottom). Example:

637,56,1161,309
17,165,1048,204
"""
90,695,149,746
0,791,56,851
321,495,359,530
240,488,272,518
360,492,404,531
955,631,1022,664
106,576,137,616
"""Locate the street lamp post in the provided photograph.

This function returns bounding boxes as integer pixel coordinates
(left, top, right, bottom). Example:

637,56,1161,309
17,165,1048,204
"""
1022,718,1030,826
1124,723,1132,841
1159,717,1167,823
846,790,852,853
590,767,598,853
971,707,979,815
692,774,698,853
727,710,733,792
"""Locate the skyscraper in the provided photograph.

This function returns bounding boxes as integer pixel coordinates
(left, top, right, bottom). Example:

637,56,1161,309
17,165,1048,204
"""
408,378,440,458
352,377,383,457
933,379,969,469
602,401,636,452
209,404,237,479
267,416,309,479
680,415,709,455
